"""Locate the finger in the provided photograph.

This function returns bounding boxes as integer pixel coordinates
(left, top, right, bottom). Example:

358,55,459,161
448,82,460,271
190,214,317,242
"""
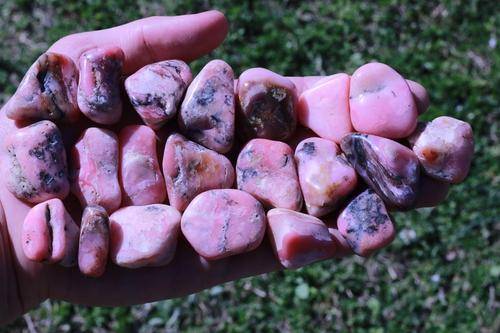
48,10,229,74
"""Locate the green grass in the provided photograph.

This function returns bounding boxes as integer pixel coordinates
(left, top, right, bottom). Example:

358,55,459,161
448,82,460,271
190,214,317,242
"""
1,0,499,332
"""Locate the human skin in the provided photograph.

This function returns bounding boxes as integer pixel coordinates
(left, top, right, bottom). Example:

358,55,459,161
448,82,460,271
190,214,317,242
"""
0,11,427,325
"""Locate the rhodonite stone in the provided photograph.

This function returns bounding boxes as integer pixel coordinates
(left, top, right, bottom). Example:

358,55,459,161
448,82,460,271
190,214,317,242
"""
179,60,234,153
22,198,79,266
119,125,166,206
237,68,298,141
406,79,430,115
109,204,181,268
341,133,420,209
337,189,395,256
78,205,109,277
4,120,69,203
181,189,266,260
6,52,79,122
297,73,353,143
71,128,121,213
236,139,302,210
125,60,192,129
267,208,336,269
349,62,417,138
77,46,124,125
162,133,235,212
295,137,357,217
408,117,474,184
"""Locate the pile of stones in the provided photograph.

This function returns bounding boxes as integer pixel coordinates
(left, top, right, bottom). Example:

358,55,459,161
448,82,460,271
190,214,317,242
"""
4,46,473,277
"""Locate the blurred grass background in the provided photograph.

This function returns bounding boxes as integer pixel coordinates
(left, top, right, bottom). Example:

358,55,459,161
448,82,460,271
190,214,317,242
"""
1,0,499,332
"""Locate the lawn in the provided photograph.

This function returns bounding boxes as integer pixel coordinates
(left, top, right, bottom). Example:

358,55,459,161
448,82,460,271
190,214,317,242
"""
1,0,499,332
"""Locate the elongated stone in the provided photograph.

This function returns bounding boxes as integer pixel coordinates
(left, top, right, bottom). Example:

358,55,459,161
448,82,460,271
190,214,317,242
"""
163,133,234,212
182,189,266,260
71,128,121,213
78,205,109,277
6,52,79,122
408,117,473,184
236,139,302,210
297,73,353,143
349,62,417,138
406,79,430,115
179,60,234,153
119,125,166,206
337,189,395,256
295,138,357,217
4,121,69,203
109,204,181,268
22,198,79,266
77,46,124,125
267,208,336,269
237,68,298,141
125,60,192,129
341,133,420,208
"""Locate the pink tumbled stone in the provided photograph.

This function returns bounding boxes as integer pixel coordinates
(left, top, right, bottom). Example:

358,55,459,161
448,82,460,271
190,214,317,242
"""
349,62,417,138
71,128,121,213
109,204,181,268
119,125,166,206
163,133,235,212
408,117,474,184
78,205,109,277
297,73,353,143
125,60,192,129
237,68,298,141
267,208,336,269
77,46,124,125
236,139,302,211
341,133,420,209
406,79,430,115
181,189,266,260
337,189,395,256
7,52,79,122
295,137,357,217
4,120,69,203
22,198,79,266
179,60,235,153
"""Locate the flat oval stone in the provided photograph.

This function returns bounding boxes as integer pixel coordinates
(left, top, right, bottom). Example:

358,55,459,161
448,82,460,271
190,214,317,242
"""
22,198,79,266
77,46,124,125
236,138,302,210
71,127,121,213
179,59,235,153
295,137,357,217
267,208,336,269
297,73,353,143
163,133,235,212
109,204,181,268
408,117,474,183
119,125,166,206
78,205,109,277
125,60,192,129
349,62,417,138
341,133,420,209
337,189,395,256
406,79,430,115
4,120,69,203
6,52,79,122
181,189,266,260
237,67,298,141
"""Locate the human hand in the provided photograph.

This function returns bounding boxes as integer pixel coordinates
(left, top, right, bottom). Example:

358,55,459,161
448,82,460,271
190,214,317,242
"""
0,10,336,324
